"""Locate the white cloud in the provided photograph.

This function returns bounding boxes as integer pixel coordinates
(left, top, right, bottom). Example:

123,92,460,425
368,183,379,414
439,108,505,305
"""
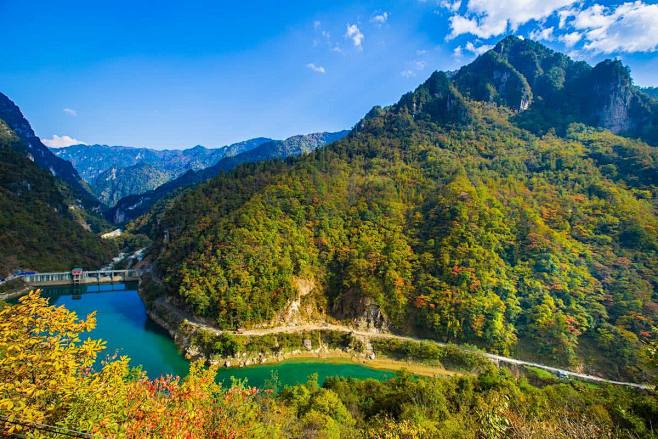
442,0,658,54
345,24,365,49
465,41,493,55
565,2,658,53
559,31,582,47
448,15,483,39
41,134,85,148
371,11,389,24
306,63,326,74
401,69,416,78
454,41,494,57
446,0,577,39
63,108,77,117
529,26,555,41
441,0,462,12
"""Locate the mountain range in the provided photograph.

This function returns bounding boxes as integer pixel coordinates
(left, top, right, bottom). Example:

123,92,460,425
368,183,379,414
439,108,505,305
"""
107,130,348,223
52,139,271,205
143,36,658,382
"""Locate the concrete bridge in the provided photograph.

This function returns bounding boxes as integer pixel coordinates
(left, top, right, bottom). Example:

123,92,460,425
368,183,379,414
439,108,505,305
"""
22,269,144,286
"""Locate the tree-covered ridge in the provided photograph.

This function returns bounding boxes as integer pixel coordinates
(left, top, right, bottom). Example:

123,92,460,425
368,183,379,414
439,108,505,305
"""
148,40,658,382
0,121,113,275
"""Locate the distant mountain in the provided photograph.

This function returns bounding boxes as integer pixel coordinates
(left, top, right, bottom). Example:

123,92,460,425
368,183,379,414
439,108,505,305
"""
52,139,270,183
52,138,271,205
641,86,658,99
92,162,170,206
108,130,349,224
0,120,113,275
0,93,101,211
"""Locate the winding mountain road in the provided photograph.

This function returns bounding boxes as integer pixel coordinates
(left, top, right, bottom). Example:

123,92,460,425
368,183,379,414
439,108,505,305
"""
160,298,654,391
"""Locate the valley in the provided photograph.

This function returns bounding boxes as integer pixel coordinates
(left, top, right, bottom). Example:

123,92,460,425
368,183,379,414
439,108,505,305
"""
1,27,657,438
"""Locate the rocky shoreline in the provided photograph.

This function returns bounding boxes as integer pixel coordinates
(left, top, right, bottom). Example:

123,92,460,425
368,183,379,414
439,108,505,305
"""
143,294,376,368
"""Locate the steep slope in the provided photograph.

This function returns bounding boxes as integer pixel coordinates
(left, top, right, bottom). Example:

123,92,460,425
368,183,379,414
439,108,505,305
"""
147,40,657,382
0,93,101,211
92,162,170,206
108,131,348,224
52,138,270,184
0,120,113,275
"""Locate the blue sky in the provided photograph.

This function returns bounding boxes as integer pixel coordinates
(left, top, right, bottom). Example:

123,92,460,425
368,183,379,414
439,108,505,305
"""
1,0,657,149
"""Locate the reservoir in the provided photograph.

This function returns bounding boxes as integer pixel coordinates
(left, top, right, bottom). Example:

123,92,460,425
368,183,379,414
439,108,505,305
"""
37,282,394,387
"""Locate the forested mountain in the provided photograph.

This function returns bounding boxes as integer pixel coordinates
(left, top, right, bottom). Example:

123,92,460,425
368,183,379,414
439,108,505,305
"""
109,131,348,223
52,139,271,205
0,120,113,275
147,36,658,382
0,93,101,211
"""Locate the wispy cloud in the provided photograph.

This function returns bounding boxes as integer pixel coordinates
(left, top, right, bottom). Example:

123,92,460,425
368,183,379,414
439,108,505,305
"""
306,63,326,74
63,108,77,117
371,11,389,25
41,134,85,148
345,24,365,49
401,58,429,78
454,41,493,58
440,0,462,12
529,26,555,42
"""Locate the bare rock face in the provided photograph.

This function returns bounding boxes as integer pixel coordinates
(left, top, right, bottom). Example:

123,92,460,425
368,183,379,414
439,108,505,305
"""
277,277,319,325
332,290,388,332
590,60,634,134
353,300,388,331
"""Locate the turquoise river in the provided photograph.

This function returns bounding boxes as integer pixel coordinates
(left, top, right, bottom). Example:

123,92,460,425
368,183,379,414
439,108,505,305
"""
37,282,394,387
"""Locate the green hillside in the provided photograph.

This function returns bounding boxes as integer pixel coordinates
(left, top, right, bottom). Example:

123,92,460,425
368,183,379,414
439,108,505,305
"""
0,121,114,275
147,37,658,382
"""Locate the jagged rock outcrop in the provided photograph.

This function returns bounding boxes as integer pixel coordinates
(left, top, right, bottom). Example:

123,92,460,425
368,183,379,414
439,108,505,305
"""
450,36,658,145
398,71,472,124
331,291,388,332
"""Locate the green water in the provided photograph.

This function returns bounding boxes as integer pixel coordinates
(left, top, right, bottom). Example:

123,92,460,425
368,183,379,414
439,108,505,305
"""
38,283,394,387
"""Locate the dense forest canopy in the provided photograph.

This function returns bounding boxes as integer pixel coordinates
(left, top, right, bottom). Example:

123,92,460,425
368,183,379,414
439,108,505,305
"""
145,36,658,382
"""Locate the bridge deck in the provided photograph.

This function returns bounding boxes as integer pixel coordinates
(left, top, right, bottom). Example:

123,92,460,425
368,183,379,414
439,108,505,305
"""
22,269,143,286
